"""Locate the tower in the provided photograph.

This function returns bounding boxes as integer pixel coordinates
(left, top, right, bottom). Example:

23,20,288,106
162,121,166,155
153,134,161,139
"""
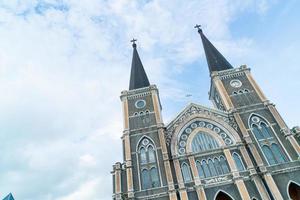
196,25,300,199
112,29,300,200
112,40,177,200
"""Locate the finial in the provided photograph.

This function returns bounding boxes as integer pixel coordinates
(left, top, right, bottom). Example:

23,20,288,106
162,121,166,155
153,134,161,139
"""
130,38,137,48
194,24,202,34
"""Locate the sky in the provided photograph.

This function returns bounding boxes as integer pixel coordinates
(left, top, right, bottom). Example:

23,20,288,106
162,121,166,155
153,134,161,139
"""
0,0,299,199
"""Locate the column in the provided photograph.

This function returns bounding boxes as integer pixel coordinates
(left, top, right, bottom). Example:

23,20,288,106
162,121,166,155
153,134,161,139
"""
174,159,189,200
188,156,207,200
124,133,134,198
224,149,251,200
239,146,270,200
263,173,284,200
114,163,122,200
158,128,177,200
212,76,234,111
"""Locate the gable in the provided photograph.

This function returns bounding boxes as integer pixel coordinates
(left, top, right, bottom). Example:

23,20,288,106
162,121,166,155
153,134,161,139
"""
165,103,238,146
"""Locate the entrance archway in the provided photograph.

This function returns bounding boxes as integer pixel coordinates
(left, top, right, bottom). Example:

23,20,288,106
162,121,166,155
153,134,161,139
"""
215,191,234,200
288,182,300,200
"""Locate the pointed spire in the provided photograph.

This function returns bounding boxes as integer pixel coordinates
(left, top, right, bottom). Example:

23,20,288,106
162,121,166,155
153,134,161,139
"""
129,39,150,90
3,193,15,200
195,25,233,73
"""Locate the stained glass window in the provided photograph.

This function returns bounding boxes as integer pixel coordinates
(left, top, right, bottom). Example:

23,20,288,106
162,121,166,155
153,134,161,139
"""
181,163,192,182
196,161,205,178
271,143,287,163
220,156,230,174
262,145,277,165
208,159,217,176
150,167,160,187
142,169,150,189
192,132,219,153
233,153,245,171
202,160,211,177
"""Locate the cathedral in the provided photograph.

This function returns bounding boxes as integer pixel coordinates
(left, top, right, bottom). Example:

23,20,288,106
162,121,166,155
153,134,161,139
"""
111,26,300,200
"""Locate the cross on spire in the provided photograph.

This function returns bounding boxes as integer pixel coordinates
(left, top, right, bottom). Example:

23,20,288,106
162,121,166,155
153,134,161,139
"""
130,38,137,48
195,24,233,73
194,24,202,33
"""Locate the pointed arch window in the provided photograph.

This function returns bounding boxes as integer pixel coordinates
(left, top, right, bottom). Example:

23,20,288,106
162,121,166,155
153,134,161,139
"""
220,156,230,174
137,137,160,190
252,124,264,140
181,163,192,182
141,169,150,189
260,122,272,138
196,161,205,178
192,132,219,153
208,159,217,177
140,147,147,164
196,155,230,178
271,143,287,163
150,167,160,187
148,146,156,163
250,115,289,165
214,157,223,175
262,145,276,165
202,160,211,177
232,153,245,171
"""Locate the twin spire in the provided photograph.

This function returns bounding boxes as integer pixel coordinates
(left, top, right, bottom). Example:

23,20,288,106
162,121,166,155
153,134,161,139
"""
194,24,233,73
128,26,233,90
129,39,150,90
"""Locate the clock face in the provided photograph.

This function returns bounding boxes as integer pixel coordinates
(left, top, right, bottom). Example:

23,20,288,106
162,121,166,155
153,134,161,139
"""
135,99,146,109
230,79,242,88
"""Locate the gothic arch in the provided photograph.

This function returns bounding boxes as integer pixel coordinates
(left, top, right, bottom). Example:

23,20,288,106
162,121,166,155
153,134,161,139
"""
214,190,235,200
248,113,291,163
136,135,156,152
248,113,272,129
186,127,224,154
135,135,162,190
170,113,242,156
287,180,300,200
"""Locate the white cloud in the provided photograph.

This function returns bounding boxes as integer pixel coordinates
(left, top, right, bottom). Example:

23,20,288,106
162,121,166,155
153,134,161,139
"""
0,0,298,199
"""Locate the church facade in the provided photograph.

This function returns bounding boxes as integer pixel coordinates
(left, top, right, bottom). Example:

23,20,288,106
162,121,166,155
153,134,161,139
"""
111,27,300,200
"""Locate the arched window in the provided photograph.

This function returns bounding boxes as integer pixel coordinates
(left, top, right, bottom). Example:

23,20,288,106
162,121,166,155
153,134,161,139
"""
202,160,211,177
233,153,245,171
220,156,230,174
262,145,277,165
196,161,205,178
148,146,156,163
260,122,272,138
192,132,219,153
141,169,150,189
140,147,147,164
181,163,192,182
250,115,289,165
150,167,160,187
214,157,223,175
138,137,160,189
252,124,264,140
271,143,287,163
208,159,217,177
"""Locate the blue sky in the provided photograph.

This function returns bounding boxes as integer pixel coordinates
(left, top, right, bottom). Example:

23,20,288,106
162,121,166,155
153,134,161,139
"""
0,0,299,199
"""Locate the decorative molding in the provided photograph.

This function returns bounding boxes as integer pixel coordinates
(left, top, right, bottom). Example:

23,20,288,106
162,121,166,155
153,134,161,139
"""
204,176,229,184
165,103,238,146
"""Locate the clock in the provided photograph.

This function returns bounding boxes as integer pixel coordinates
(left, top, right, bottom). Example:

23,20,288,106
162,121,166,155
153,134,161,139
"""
230,79,242,88
135,99,146,109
